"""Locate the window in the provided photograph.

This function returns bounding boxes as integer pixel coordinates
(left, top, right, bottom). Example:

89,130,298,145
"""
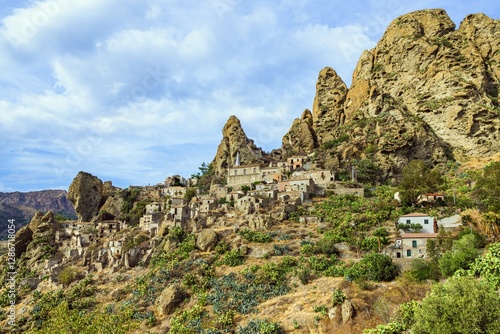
412,240,417,248
243,169,246,175
406,219,411,224
234,170,238,175
424,219,429,224
407,249,412,257
253,168,257,173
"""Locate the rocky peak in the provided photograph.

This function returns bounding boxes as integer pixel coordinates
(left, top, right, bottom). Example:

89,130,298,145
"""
282,109,318,155
67,172,117,222
211,116,266,176
312,67,348,143
284,9,500,179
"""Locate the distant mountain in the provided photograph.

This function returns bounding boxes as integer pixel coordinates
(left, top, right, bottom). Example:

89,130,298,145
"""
0,190,76,240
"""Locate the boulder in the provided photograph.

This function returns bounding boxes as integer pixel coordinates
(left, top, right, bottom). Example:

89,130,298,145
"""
341,300,355,323
196,229,219,252
156,285,187,316
68,172,117,222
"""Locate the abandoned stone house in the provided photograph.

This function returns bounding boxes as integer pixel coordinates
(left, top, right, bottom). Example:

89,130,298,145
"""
139,212,163,232
168,205,191,223
278,178,314,194
162,186,187,198
287,155,308,170
97,220,121,237
236,195,269,214
227,164,262,188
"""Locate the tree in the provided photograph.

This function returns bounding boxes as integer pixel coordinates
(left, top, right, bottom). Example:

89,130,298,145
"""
184,188,197,202
473,162,500,213
412,276,500,334
438,234,480,277
398,160,443,206
373,227,389,252
469,242,500,289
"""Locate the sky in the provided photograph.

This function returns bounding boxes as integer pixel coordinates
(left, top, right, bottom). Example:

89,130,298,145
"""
0,0,499,192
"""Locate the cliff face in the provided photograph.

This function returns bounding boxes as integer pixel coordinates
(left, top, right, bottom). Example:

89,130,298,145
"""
284,9,500,177
211,115,267,176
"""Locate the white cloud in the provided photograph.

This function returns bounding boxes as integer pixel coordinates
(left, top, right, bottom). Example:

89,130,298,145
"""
0,0,498,191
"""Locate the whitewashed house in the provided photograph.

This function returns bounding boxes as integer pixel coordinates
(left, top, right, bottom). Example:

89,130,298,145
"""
398,213,437,233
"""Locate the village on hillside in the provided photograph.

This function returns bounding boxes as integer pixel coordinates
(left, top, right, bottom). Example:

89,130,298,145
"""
53,152,460,277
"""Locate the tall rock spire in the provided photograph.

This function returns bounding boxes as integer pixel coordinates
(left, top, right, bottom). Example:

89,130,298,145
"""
211,115,266,176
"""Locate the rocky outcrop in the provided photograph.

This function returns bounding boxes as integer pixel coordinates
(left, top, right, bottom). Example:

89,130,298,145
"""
25,212,59,267
211,116,267,176
13,225,33,258
312,67,348,144
282,109,318,155
156,285,187,315
284,9,500,178
196,229,219,252
67,172,118,221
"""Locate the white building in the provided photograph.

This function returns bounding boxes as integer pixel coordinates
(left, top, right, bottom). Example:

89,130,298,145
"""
398,213,436,233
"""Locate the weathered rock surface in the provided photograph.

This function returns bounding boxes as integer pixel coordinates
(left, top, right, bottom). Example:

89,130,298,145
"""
156,285,187,315
13,225,33,258
282,109,318,155
25,212,59,267
67,172,118,221
196,229,219,252
211,116,267,176
341,300,355,323
284,9,500,177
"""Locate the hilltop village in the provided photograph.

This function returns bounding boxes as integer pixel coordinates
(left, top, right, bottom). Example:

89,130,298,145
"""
52,153,365,272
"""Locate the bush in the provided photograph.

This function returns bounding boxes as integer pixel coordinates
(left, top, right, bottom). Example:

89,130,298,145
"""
58,267,80,287
219,249,245,267
331,289,346,306
315,238,339,256
238,229,273,243
469,242,500,289
345,252,399,282
237,319,283,334
412,276,500,334
439,234,480,277
407,259,440,282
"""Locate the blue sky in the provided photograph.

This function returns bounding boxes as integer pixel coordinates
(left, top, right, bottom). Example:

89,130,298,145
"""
0,0,499,192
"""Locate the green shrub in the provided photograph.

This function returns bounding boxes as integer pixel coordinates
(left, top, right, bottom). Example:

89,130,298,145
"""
219,249,245,267
331,289,346,306
439,234,480,277
407,259,440,282
237,319,283,334
238,229,273,243
315,238,339,256
58,267,80,287
345,252,399,282
412,276,500,334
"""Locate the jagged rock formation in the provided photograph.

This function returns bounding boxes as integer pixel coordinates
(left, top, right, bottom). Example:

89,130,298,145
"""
67,172,119,222
13,211,58,262
211,115,267,176
284,9,500,178
282,109,318,155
